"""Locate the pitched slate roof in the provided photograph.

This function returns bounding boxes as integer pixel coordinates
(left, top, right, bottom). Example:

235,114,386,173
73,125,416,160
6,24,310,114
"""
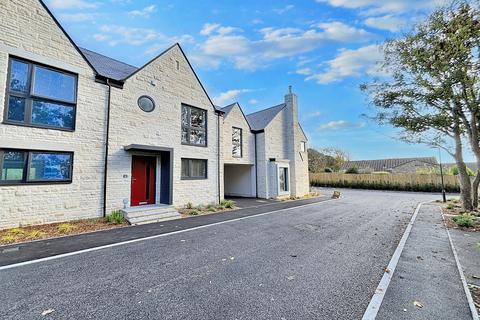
219,103,237,116
246,103,286,131
79,48,138,81
341,157,438,172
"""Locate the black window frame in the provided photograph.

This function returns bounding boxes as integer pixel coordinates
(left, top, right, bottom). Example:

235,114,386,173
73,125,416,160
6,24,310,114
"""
181,104,207,147
232,127,243,158
181,158,208,180
4,56,78,132
0,148,74,185
137,95,155,113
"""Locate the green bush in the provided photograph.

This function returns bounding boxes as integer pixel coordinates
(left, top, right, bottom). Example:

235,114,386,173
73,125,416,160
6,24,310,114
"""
105,210,125,224
345,167,359,174
452,214,476,228
189,209,199,216
185,202,193,209
447,165,476,176
219,199,235,209
57,223,75,233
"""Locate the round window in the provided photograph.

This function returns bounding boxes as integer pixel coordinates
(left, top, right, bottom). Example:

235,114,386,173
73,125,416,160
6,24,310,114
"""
137,96,155,112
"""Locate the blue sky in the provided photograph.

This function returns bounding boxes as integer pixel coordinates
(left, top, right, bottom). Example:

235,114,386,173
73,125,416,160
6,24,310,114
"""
44,0,465,162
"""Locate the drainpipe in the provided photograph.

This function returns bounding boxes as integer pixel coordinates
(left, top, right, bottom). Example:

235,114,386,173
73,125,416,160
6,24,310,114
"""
254,132,258,198
217,113,221,204
102,80,112,217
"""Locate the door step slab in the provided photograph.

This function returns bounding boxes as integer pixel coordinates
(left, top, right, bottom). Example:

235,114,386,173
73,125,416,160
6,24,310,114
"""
120,205,181,225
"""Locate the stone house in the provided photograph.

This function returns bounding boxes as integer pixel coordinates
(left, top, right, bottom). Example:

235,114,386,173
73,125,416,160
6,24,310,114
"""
0,0,310,228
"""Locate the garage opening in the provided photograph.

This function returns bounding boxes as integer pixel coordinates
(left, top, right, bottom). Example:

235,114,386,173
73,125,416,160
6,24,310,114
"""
224,164,256,198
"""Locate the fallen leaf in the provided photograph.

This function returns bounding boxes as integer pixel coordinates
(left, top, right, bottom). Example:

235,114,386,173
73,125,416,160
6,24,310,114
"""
413,301,423,308
41,309,54,316
230,256,235,260
287,275,295,281
472,275,480,279
416,256,424,260
384,267,391,273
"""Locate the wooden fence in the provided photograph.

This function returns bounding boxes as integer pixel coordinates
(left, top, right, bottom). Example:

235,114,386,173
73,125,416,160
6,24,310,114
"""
310,173,460,192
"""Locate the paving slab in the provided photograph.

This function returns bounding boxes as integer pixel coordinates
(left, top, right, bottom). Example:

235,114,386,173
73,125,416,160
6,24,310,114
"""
376,203,472,320
449,228,480,287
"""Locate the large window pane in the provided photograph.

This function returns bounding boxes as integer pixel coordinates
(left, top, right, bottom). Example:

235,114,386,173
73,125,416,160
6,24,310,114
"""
1,151,25,181
181,159,207,179
191,160,206,178
181,105,207,146
232,127,242,157
190,108,206,128
7,96,26,122
32,100,74,129
28,152,72,181
33,66,76,103
9,60,29,93
189,129,206,145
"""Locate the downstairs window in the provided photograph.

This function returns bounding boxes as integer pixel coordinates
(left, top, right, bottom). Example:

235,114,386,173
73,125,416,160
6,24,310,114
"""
0,149,73,184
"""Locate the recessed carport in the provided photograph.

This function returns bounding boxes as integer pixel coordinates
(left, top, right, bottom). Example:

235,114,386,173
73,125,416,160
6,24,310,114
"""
224,163,256,198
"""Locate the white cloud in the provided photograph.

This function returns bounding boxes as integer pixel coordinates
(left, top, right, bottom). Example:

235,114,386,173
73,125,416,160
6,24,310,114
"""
200,23,221,36
196,22,373,70
294,68,312,75
314,21,373,42
274,4,294,14
319,120,348,130
59,12,99,22
364,15,407,32
307,111,322,118
48,0,98,9
128,5,156,18
213,89,254,105
316,0,446,16
95,25,193,50
318,120,365,130
306,44,384,84
248,99,258,105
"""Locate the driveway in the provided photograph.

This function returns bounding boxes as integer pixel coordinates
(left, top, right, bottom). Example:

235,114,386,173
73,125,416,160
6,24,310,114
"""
0,189,437,319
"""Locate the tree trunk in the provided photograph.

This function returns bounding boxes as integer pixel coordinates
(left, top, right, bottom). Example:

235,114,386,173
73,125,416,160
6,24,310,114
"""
472,172,480,209
454,129,474,211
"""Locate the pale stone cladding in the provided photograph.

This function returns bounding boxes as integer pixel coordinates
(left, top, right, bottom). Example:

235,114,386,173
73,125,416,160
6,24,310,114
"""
0,0,108,229
284,92,310,197
105,45,221,211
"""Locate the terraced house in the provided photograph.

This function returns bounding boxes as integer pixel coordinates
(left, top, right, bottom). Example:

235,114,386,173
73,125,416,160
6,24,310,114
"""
0,0,309,229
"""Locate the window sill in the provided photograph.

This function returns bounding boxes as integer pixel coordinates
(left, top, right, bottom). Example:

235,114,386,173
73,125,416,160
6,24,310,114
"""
0,180,72,186
181,142,208,148
2,120,75,132
181,177,208,180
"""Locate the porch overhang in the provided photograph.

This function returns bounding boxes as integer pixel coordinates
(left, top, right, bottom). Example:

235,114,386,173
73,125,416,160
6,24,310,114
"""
124,144,173,153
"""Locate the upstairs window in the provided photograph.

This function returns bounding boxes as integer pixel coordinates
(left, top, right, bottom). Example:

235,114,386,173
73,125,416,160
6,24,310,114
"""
181,104,207,146
301,141,306,152
232,127,242,158
5,58,77,131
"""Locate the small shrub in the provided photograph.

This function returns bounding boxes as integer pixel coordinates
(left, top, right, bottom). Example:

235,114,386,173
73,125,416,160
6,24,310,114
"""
324,167,333,173
446,203,455,210
189,209,199,216
345,167,359,174
105,210,125,224
8,228,24,236
186,202,193,209
206,203,217,212
447,165,476,176
219,200,235,209
452,214,476,228
1,235,16,243
57,223,75,233
28,230,44,238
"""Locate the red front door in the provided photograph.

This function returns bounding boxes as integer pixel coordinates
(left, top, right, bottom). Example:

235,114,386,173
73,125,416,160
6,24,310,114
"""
131,155,156,206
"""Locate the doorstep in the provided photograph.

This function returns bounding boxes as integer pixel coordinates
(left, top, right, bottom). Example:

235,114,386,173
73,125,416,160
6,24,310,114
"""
0,196,329,267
